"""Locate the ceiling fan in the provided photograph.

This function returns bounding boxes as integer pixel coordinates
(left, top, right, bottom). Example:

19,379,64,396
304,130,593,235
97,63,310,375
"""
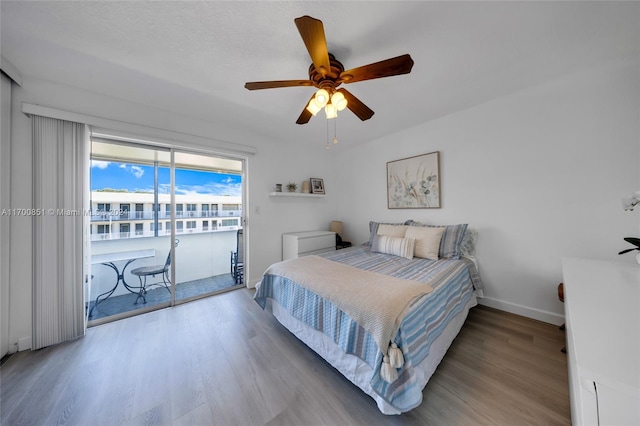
244,15,414,124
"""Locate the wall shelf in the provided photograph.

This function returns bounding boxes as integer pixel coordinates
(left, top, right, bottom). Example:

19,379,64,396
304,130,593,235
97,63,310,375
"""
269,192,325,198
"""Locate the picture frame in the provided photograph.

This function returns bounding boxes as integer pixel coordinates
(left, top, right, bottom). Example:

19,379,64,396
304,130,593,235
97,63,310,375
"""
387,151,440,209
310,178,325,194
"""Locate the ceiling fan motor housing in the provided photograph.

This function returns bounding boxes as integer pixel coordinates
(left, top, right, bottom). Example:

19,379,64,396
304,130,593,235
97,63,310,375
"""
309,53,345,93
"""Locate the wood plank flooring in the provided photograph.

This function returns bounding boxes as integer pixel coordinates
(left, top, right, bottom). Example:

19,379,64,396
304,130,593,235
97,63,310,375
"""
0,289,570,425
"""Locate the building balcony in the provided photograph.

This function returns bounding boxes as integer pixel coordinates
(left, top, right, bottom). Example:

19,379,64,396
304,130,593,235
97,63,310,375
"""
88,228,243,322
90,210,242,222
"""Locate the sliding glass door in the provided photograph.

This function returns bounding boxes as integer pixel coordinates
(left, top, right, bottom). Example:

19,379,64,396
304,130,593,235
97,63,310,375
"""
87,139,244,325
173,151,244,304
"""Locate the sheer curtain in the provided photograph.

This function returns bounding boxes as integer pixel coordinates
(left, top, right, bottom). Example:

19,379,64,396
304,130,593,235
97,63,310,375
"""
32,115,89,349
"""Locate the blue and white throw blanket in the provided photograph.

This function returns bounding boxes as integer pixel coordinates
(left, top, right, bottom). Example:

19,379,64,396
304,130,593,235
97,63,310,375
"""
254,245,483,412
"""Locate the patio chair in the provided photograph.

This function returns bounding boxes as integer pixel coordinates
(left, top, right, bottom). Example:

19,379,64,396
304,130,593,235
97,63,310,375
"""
132,239,179,304
230,229,244,284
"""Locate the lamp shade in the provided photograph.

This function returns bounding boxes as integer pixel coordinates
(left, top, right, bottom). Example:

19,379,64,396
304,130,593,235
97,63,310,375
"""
331,92,348,111
325,102,337,119
306,100,322,116
330,221,343,235
314,89,329,108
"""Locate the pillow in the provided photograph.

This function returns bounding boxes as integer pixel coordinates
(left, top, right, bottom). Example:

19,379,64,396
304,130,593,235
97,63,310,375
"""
371,234,415,260
405,226,444,260
459,227,477,257
376,224,408,238
409,222,468,259
368,220,412,245
432,223,468,259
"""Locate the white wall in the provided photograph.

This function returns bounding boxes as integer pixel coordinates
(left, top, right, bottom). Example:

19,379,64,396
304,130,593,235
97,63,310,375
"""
6,76,336,352
334,59,640,324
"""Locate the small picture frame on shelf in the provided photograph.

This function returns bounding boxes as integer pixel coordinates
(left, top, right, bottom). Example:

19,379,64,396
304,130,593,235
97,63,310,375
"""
310,178,325,194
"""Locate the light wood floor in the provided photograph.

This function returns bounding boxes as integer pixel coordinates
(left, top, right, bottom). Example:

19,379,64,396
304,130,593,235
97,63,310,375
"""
1,289,570,425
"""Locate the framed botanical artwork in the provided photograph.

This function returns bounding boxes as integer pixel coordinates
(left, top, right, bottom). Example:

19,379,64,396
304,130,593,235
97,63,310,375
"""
387,151,440,209
310,178,325,194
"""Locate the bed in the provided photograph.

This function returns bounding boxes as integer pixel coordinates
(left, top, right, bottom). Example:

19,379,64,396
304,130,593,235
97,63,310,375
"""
254,221,483,415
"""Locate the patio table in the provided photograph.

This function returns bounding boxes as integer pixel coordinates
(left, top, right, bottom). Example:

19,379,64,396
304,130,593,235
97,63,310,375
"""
89,249,155,319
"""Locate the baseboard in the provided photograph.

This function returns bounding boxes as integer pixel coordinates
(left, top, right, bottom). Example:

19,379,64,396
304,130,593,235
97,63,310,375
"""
478,297,564,326
17,336,31,352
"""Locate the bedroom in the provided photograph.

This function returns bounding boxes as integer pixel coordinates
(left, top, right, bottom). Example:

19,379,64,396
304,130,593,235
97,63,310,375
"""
1,1,638,424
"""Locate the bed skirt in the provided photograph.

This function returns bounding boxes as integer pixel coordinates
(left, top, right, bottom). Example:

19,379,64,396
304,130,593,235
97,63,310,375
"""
264,291,478,415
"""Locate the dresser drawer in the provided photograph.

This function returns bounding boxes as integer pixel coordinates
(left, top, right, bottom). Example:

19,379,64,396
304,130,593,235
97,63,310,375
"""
282,230,336,260
298,233,335,255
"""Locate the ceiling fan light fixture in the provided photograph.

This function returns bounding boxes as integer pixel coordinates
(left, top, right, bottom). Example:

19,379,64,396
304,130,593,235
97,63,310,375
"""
314,89,329,108
306,100,322,116
325,102,337,119
331,92,348,111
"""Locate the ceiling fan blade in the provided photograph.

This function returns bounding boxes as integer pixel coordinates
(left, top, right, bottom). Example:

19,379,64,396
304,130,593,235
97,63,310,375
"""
296,94,315,125
245,80,313,90
337,88,374,121
294,16,331,76
339,54,414,84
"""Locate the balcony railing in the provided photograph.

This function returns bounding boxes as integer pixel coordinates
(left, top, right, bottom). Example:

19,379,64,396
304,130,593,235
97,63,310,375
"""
91,224,238,241
90,210,242,222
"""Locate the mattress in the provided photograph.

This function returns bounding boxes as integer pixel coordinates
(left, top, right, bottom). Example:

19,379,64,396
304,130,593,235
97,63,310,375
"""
254,245,482,414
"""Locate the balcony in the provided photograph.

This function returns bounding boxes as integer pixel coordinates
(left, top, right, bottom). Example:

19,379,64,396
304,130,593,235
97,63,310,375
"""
90,210,242,222
88,229,242,322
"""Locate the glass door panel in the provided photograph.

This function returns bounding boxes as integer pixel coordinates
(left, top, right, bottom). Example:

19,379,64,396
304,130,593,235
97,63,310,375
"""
88,142,173,324
173,151,244,303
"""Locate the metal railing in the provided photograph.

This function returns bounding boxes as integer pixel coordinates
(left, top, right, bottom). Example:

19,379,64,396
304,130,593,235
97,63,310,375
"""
90,224,236,241
90,210,242,222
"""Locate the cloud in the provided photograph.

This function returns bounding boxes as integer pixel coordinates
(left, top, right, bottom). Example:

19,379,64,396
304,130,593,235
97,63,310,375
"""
130,165,144,179
91,160,110,169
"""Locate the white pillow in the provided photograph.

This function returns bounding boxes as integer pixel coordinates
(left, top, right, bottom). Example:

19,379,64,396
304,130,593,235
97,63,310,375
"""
371,235,415,260
376,224,408,238
405,226,444,260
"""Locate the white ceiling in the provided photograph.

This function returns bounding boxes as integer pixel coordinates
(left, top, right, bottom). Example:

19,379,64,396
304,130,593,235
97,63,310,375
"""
2,1,638,149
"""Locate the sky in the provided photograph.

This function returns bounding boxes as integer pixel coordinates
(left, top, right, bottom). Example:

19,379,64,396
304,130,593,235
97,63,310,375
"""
91,161,242,196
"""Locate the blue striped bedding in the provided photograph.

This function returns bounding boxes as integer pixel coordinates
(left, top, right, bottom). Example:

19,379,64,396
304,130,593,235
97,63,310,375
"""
254,244,483,412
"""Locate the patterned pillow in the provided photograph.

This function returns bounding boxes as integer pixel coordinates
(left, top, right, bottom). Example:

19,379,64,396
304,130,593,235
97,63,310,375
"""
459,228,477,257
368,220,413,245
405,226,444,260
371,234,415,260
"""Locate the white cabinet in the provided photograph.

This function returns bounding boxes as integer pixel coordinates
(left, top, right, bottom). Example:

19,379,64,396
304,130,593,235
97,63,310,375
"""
562,258,640,426
282,231,335,260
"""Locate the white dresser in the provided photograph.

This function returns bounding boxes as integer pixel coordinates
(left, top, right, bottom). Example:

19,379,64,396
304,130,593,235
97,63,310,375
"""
282,230,336,260
562,258,639,426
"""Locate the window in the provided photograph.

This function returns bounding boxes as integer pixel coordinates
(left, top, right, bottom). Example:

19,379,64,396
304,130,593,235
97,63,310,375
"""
135,223,143,236
202,204,209,217
186,204,197,217
223,204,239,216
120,204,130,219
176,221,183,233
165,204,171,219
97,224,110,234
221,219,238,227
97,203,111,216
135,203,144,219
176,204,183,217
119,223,130,238
203,220,209,231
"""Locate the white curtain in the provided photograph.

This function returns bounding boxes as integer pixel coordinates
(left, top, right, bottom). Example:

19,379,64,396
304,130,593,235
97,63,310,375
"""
32,115,89,349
